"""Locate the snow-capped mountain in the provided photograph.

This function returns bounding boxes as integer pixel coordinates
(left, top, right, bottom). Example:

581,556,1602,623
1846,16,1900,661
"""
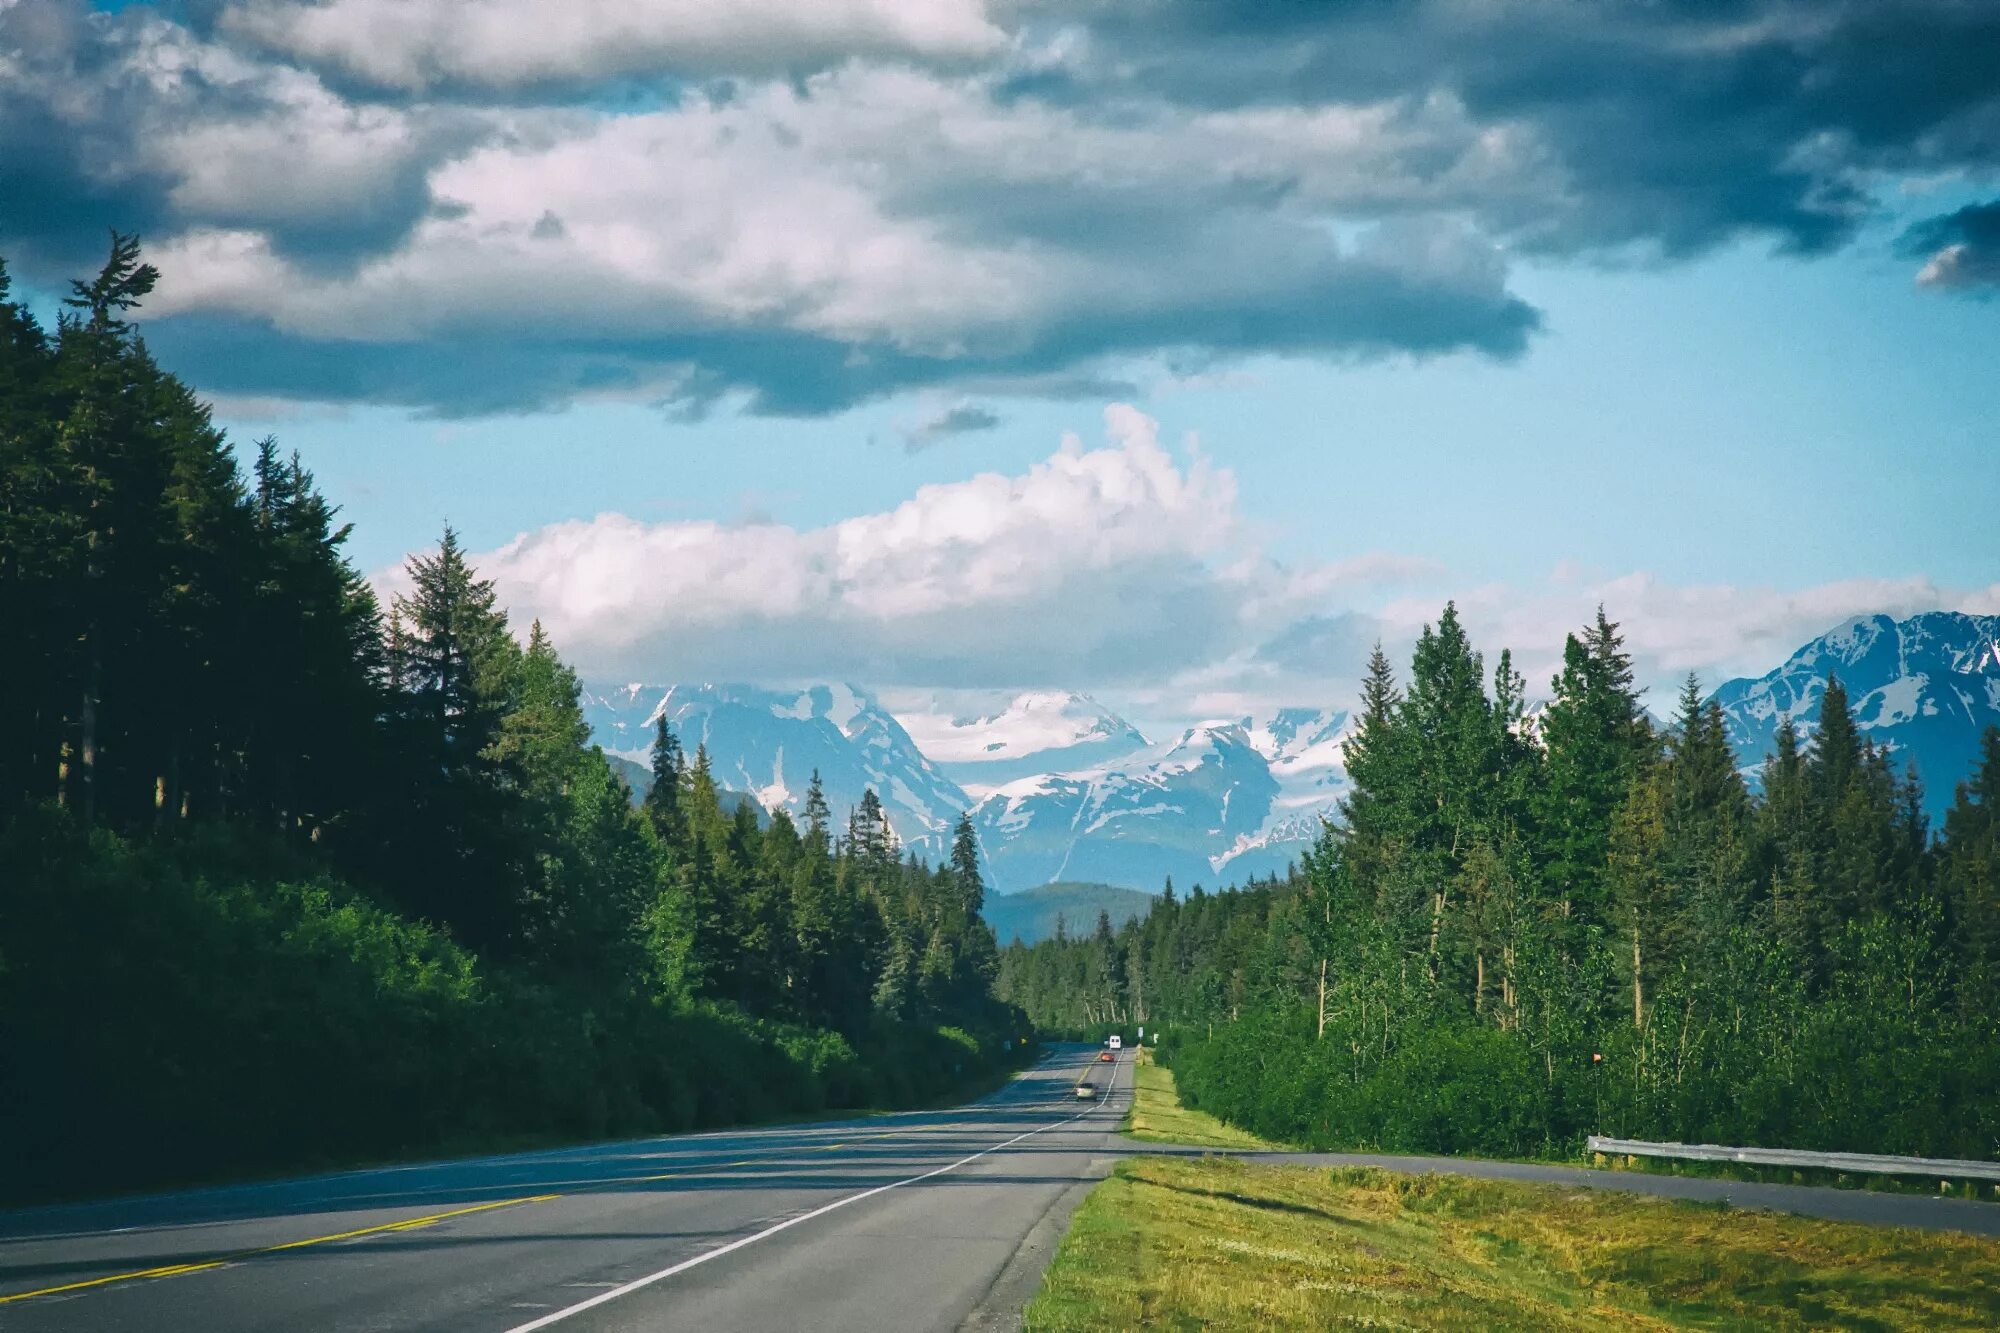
579,611,2000,900
898,691,1150,791
1233,706,1351,866
967,708,1349,894
584,682,1350,894
971,722,1280,892
581,682,972,861
1712,611,2000,820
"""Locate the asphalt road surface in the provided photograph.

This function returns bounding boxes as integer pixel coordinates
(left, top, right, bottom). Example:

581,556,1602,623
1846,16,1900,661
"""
0,1045,1130,1332
8,1044,1999,1331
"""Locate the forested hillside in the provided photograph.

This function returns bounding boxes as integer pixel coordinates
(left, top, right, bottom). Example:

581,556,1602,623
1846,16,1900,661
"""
1001,608,2000,1159
0,238,1024,1201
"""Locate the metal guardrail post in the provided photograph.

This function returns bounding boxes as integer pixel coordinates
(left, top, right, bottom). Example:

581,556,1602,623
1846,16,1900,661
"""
1585,1136,2000,1183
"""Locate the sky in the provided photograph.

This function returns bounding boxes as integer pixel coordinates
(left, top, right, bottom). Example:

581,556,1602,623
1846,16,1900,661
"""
5,0,1998,736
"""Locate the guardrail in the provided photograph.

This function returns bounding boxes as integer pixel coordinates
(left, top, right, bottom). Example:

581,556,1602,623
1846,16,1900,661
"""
1586,1136,2000,1183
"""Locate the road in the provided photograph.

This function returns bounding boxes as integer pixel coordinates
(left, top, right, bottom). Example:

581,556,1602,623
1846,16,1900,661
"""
0,1045,1130,1332
9,1045,1999,1331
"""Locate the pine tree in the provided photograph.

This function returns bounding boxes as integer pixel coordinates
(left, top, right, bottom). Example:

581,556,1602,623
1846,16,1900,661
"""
949,812,985,920
385,526,527,946
644,714,686,848
1940,729,2000,1012
1535,606,1653,930
53,233,161,822
1339,642,1410,887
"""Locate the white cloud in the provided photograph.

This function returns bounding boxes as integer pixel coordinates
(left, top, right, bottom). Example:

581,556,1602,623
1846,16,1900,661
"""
370,399,1987,729
390,406,1386,687
139,65,1529,353
219,0,1006,92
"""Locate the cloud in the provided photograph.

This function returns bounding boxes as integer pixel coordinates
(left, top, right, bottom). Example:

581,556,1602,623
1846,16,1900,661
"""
394,406,1370,685
1903,199,2000,291
1373,573,2000,706
1035,0,2000,260
119,65,1539,414
903,402,1001,450
0,1,481,270
217,0,1006,93
5,0,1994,415
367,399,1990,730
1162,571,2000,732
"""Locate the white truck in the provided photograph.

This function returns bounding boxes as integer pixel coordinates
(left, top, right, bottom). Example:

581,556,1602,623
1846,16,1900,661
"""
1107,1034,1122,1051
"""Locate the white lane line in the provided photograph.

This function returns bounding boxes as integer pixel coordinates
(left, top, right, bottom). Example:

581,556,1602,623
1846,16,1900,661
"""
501,1058,1109,1333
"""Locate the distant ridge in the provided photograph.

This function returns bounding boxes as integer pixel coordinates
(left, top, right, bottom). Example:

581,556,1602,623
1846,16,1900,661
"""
984,881,1158,946
1712,610,2000,822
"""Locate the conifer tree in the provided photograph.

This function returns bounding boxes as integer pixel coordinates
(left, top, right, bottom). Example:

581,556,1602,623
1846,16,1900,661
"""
1535,607,1653,930
644,715,686,848
386,526,527,946
1940,729,2000,1012
949,812,984,919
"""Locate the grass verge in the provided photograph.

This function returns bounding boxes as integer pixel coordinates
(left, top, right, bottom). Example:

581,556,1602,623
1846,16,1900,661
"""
1025,1156,2000,1330
1120,1049,1289,1152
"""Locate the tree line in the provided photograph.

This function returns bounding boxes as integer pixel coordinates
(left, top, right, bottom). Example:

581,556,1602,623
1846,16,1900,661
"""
1002,606,2000,1159
0,237,1023,1201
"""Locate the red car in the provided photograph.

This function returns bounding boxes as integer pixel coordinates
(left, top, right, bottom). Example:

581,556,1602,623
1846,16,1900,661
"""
1098,1050,1114,1062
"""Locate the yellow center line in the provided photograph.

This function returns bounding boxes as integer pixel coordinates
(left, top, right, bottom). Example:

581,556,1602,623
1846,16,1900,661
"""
0,1194,561,1306
0,1069,1079,1309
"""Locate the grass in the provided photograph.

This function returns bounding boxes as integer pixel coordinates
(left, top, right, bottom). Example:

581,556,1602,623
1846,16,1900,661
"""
1025,1156,2000,1331
1121,1049,1290,1152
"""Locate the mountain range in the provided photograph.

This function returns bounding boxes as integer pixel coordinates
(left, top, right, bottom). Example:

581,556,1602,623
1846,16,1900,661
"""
584,610,2000,900
1712,611,2000,819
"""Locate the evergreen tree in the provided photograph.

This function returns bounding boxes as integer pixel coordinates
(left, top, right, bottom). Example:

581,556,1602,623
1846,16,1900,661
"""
949,812,984,920
1535,607,1653,930
644,715,685,848
1940,729,2000,1012
386,525,527,946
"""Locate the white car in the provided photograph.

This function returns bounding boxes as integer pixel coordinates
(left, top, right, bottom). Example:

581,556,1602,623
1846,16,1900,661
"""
1107,1035,1122,1050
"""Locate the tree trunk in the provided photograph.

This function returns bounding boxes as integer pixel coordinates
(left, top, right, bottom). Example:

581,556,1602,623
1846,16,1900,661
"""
79,641,99,824
1631,924,1644,1030
1316,957,1328,1039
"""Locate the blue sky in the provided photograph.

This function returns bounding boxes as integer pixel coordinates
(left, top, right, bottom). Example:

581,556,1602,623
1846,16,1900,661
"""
6,0,1997,728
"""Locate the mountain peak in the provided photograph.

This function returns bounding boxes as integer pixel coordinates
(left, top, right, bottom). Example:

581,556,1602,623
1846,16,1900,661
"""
1714,610,2000,820
902,689,1149,790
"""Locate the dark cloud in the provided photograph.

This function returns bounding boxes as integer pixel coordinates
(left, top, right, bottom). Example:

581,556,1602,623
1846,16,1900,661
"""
141,232,1536,417
1253,613,1388,677
1028,0,2000,258
1901,199,2000,291
5,0,1993,417
0,2,479,273
903,403,1000,451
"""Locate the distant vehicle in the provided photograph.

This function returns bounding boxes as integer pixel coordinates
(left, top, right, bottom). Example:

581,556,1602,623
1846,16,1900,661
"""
1098,1050,1113,1062
1075,1082,1097,1099
1107,1034,1123,1050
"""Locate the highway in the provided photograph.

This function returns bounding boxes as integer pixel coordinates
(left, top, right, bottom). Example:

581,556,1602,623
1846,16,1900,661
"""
11,1042,1998,1331
0,1045,1130,1332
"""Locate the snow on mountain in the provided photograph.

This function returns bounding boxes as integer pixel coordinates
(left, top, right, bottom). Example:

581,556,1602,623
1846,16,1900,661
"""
968,710,1347,894
1712,611,2000,821
577,611,2000,901
897,691,1150,791
580,681,971,861
1222,707,1351,876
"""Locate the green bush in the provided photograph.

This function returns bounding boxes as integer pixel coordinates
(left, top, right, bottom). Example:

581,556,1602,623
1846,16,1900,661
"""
0,810,1032,1203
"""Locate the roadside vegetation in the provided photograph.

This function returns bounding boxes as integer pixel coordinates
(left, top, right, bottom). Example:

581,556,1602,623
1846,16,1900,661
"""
0,238,1029,1204
1002,611,2000,1163
1123,1049,1283,1152
1026,1157,2000,1331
